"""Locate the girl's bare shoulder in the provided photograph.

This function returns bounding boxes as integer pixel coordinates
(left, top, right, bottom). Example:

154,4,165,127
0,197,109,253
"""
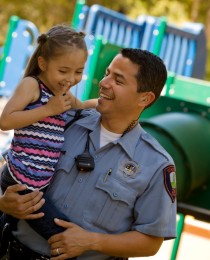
16,77,40,102
20,76,39,89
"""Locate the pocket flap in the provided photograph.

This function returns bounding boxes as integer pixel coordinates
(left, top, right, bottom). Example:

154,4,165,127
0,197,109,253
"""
96,176,137,205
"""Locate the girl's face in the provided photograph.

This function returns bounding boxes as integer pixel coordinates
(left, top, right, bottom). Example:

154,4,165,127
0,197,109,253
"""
38,47,87,95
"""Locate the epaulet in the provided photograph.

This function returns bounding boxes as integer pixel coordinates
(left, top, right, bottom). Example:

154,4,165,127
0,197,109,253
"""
141,130,173,162
65,109,83,131
65,109,97,131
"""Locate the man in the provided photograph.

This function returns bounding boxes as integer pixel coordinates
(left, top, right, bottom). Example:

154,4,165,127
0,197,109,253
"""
0,48,177,259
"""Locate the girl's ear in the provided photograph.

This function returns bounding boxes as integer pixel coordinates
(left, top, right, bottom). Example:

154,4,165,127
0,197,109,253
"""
38,56,46,71
138,92,155,107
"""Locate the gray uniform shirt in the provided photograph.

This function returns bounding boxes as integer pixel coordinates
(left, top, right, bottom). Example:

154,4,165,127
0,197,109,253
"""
14,109,177,259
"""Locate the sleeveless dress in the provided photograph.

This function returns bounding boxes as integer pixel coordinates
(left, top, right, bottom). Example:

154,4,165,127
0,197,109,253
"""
5,77,67,191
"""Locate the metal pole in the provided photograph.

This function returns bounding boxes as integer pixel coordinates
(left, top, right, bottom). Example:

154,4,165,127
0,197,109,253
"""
71,0,86,30
170,213,185,260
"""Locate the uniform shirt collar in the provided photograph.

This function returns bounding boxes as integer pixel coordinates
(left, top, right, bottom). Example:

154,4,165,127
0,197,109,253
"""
117,123,143,158
71,111,144,158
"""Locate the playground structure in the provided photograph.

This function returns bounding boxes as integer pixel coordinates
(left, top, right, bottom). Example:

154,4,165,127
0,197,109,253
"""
0,1,207,98
0,1,210,259
0,15,39,97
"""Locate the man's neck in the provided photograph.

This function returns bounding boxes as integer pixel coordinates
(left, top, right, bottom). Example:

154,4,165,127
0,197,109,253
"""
101,117,139,135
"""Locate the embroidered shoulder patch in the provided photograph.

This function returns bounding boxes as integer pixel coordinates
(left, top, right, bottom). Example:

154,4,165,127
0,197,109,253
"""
163,165,176,203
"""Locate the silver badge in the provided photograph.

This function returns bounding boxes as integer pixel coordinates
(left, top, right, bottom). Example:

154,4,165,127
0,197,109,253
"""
121,161,139,178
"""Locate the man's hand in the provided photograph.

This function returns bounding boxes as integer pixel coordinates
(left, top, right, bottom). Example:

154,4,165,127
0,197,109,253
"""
48,219,94,259
0,184,45,219
48,219,164,259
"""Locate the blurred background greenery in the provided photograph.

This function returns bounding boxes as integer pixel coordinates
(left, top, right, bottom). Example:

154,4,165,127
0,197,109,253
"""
0,0,210,80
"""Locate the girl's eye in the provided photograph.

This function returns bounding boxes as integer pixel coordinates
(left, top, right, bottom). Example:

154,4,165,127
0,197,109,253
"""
59,70,67,73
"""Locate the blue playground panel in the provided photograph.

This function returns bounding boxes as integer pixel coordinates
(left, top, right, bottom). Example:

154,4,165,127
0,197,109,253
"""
81,4,164,50
0,17,39,97
74,4,89,31
74,2,206,80
72,2,207,102
181,22,207,79
70,34,95,99
71,4,166,100
137,16,207,79
136,15,166,52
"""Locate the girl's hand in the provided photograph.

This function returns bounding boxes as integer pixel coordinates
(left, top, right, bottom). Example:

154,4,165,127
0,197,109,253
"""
45,92,72,116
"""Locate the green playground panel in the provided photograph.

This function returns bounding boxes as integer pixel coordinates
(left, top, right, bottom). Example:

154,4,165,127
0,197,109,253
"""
133,70,210,260
165,73,210,107
82,37,122,100
141,95,210,202
141,94,210,121
71,0,86,30
0,15,19,81
152,16,167,56
183,178,210,210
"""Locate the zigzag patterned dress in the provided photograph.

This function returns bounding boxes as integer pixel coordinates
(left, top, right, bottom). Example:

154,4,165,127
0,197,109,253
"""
5,77,67,191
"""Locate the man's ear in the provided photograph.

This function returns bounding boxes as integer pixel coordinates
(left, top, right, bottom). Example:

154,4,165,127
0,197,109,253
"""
38,56,46,71
138,92,155,107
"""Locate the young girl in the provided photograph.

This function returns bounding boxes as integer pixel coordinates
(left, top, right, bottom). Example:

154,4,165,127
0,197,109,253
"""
0,24,96,240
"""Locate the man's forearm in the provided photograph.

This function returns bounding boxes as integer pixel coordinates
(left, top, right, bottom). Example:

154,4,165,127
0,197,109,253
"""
89,230,163,257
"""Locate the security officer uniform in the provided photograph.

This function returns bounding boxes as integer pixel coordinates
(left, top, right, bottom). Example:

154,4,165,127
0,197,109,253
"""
10,109,177,260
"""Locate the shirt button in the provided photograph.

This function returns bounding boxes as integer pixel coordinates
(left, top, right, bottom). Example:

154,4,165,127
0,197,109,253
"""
113,192,118,197
78,177,83,183
64,204,68,208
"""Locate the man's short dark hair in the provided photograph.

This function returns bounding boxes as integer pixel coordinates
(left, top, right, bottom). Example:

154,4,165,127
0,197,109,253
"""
120,48,167,103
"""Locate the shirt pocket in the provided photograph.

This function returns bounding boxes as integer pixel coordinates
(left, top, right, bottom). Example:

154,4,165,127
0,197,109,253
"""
46,152,76,197
83,176,138,233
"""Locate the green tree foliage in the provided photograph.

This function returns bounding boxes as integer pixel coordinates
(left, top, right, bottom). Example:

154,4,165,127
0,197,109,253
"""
0,0,77,44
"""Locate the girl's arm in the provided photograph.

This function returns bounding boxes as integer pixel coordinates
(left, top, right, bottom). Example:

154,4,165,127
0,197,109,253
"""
0,77,71,130
70,92,98,109
83,98,98,108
